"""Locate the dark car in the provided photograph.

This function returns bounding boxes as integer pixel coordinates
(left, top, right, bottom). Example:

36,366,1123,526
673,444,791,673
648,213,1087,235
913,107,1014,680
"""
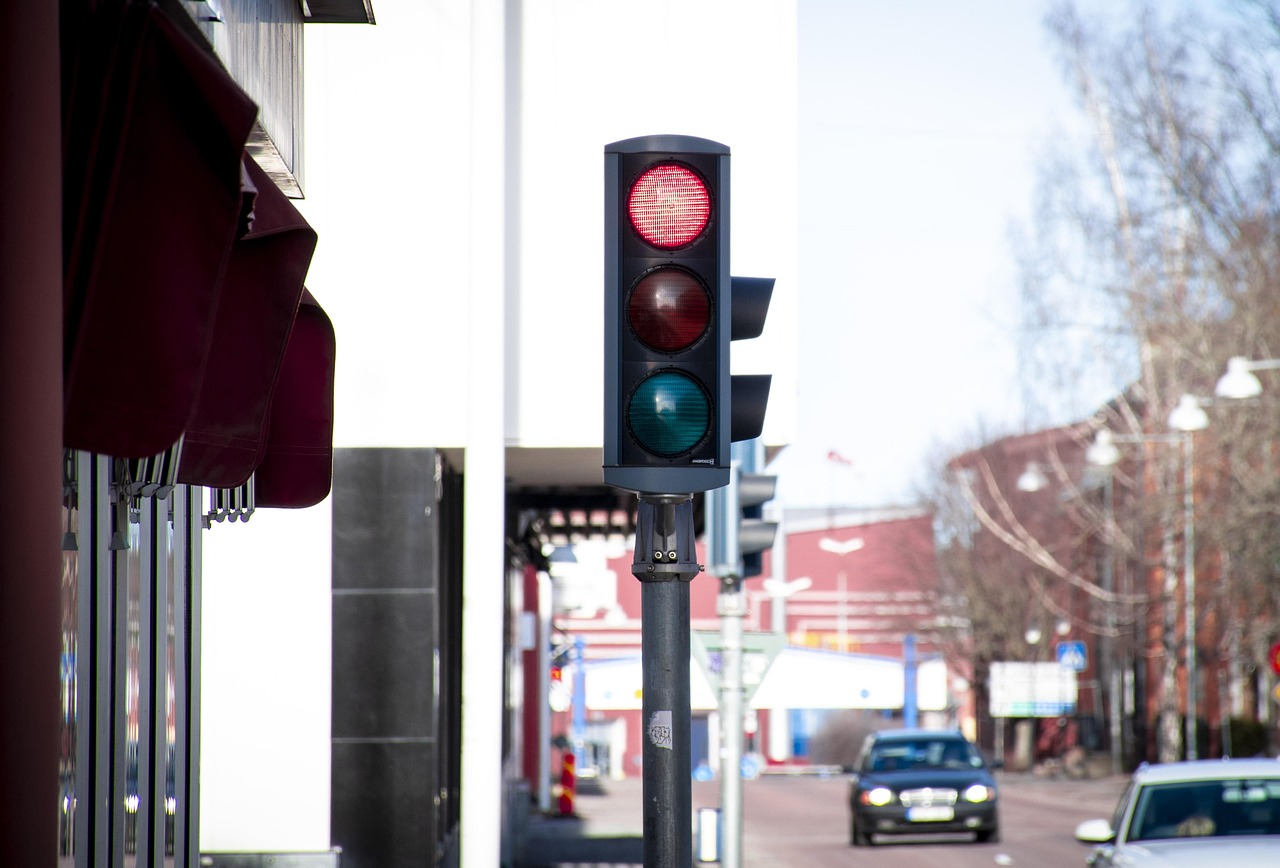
848,728,1000,846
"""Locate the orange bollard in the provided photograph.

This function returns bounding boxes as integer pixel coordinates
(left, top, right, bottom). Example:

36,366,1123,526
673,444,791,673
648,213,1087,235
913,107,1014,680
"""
558,752,577,816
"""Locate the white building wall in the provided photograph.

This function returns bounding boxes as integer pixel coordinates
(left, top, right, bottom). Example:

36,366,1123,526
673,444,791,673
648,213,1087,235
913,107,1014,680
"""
200,0,799,855
300,2,476,450
516,0,800,447
200,506,334,851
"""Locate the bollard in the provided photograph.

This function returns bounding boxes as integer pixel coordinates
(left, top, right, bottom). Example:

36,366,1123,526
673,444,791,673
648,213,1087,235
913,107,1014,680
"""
558,753,577,816
695,808,720,863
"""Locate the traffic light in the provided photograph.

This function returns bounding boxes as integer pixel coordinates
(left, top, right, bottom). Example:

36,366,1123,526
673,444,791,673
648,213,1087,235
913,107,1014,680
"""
706,441,778,579
603,135,773,495
737,468,778,578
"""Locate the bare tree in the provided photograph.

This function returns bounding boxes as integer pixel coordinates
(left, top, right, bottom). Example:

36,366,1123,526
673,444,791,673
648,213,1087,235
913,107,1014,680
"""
990,0,1280,760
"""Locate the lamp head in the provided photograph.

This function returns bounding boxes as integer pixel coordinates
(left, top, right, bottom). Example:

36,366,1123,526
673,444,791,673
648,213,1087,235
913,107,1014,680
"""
1086,430,1121,467
1216,356,1263,399
1016,462,1048,493
1168,394,1209,432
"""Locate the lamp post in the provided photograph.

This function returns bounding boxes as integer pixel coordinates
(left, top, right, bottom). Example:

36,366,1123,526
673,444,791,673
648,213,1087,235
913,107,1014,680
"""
1089,392,1209,761
1214,356,1280,750
762,576,811,763
1100,464,1124,774
1168,395,1209,759
1016,457,1125,772
818,535,864,651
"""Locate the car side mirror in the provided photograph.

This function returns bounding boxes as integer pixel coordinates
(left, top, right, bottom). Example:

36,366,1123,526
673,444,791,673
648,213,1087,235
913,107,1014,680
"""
1074,818,1116,845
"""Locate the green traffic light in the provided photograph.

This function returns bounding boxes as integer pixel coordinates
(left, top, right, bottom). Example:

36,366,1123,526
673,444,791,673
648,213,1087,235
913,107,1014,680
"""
627,371,711,457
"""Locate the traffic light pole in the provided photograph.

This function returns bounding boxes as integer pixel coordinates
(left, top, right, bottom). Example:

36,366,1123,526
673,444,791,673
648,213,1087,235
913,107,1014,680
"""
633,494,700,868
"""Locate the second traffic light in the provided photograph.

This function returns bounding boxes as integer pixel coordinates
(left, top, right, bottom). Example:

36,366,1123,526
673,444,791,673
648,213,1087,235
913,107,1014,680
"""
603,134,772,495
706,441,779,579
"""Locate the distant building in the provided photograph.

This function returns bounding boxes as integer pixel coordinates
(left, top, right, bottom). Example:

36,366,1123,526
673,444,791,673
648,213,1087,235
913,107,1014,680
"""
538,506,966,786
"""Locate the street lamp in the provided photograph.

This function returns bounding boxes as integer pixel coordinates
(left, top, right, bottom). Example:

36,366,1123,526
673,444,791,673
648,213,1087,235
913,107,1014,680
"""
1212,355,1280,750
819,535,864,652
1017,462,1049,493
1168,396,1207,761
1215,356,1280,399
1089,392,1209,761
762,576,812,765
763,575,812,636
1017,453,1123,772
1087,434,1125,775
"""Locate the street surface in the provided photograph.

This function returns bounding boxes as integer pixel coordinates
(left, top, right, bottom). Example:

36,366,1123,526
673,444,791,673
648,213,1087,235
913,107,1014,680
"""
521,769,1130,867
711,770,1128,867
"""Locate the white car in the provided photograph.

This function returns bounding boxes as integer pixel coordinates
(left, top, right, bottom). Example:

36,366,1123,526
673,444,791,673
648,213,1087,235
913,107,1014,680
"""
1075,758,1280,866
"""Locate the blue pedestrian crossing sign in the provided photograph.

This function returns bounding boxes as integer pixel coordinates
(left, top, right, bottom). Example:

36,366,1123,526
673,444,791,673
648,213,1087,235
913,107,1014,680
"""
1056,640,1087,672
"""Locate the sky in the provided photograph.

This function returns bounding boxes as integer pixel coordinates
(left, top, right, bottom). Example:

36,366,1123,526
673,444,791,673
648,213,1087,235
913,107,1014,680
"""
770,0,1185,510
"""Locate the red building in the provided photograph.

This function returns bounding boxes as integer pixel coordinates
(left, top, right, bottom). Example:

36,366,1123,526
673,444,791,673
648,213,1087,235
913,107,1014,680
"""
529,505,960,792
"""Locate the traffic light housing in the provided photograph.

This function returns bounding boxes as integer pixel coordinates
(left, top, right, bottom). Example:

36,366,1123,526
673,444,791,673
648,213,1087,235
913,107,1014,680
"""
706,442,778,579
737,469,778,578
603,135,773,495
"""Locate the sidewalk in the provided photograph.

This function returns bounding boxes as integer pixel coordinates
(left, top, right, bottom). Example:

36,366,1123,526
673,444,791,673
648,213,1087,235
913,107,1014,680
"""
517,777,646,868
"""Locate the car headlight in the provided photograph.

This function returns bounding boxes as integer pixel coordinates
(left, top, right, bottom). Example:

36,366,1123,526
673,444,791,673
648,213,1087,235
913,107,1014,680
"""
860,786,894,807
962,783,995,803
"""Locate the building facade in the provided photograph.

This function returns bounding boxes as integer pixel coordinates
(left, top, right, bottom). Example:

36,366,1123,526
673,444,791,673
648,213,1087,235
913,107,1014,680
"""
1,1,799,866
541,507,960,790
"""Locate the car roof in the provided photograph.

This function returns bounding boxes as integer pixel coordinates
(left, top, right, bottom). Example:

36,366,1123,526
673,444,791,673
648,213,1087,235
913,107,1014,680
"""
869,728,968,742
1132,758,1280,784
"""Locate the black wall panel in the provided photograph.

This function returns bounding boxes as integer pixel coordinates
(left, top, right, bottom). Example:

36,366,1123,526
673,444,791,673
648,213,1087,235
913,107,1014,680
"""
331,448,459,868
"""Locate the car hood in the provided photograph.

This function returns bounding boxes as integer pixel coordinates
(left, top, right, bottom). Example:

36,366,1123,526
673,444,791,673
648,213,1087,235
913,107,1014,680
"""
855,769,995,791
1114,837,1280,867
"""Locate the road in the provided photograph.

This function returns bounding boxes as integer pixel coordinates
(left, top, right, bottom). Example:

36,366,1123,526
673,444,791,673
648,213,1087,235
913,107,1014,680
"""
693,770,1129,868
521,769,1129,867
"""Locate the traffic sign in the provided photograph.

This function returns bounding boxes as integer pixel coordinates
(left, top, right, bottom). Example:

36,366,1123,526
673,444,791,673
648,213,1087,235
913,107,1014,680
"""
691,630,785,703
1056,640,1087,672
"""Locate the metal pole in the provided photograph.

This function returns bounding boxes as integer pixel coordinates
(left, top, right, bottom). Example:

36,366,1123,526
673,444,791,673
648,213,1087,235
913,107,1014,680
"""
634,494,699,868
573,637,587,771
718,575,746,868
837,569,847,651
903,634,918,729
1183,433,1198,760
1103,472,1123,774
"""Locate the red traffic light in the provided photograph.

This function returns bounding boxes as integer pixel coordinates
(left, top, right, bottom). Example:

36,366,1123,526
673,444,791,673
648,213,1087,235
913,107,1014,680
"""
604,135,729,495
628,267,711,353
627,163,711,249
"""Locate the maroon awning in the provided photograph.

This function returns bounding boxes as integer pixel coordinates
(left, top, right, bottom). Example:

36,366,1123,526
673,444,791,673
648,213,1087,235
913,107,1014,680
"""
62,0,258,459
176,157,318,489
254,292,336,509
61,0,335,508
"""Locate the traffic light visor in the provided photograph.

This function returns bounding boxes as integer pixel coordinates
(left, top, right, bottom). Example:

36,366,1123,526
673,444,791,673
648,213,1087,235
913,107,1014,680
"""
628,268,711,352
627,370,711,457
627,163,711,249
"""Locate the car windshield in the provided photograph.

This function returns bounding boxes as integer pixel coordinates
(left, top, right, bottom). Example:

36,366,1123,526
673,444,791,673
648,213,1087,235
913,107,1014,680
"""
864,738,982,772
1128,778,1280,842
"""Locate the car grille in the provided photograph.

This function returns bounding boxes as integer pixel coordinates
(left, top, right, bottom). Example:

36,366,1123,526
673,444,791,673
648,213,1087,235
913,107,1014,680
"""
899,788,958,807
